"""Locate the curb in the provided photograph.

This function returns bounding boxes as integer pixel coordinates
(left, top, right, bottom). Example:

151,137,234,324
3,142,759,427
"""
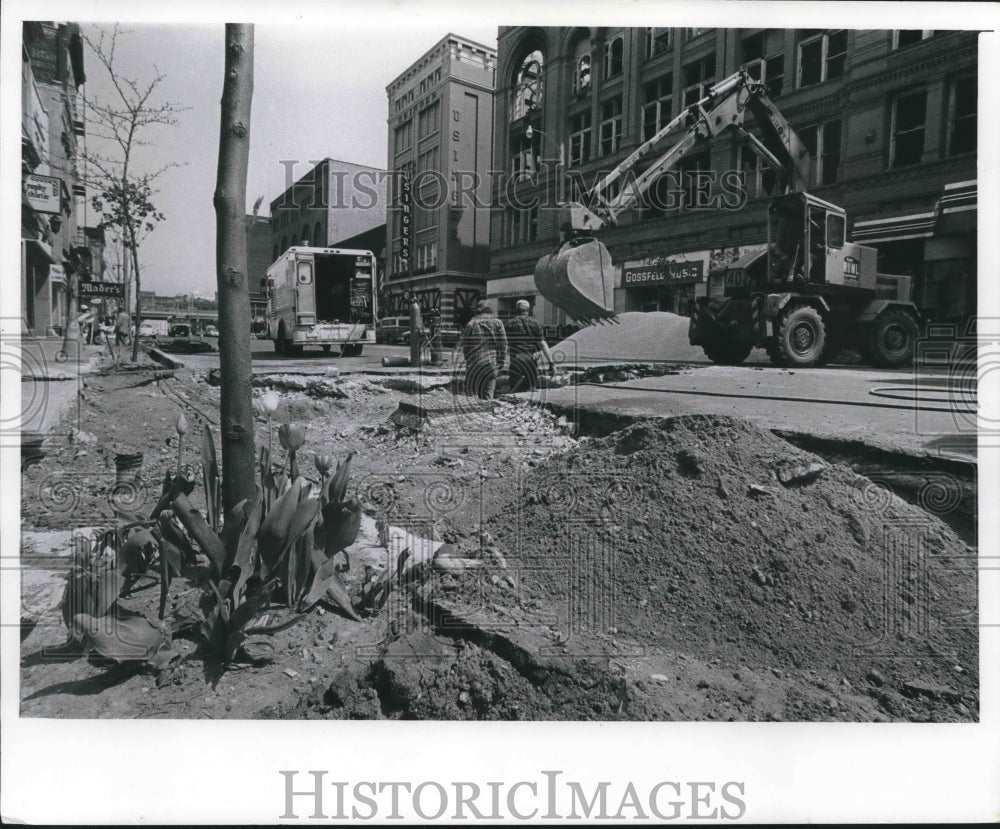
149,348,186,370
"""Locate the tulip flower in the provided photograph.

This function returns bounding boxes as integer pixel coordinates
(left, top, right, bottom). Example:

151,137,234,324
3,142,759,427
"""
258,391,280,419
278,422,306,452
278,422,306,480
314,453,334,478
175,411,188,473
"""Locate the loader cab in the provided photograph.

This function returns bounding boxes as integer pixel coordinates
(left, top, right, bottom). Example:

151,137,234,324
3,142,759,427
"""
767,193,847,287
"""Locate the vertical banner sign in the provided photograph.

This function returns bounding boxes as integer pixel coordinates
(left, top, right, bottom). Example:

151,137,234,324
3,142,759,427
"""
399,171,412,277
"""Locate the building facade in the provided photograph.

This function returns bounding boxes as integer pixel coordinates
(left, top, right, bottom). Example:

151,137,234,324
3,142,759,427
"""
21,22,104,337
269,158,388,264
488,27,977,331
385,34,496,328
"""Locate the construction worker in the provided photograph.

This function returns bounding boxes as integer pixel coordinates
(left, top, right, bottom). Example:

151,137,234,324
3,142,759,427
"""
504,299,555,393
459,300,507,400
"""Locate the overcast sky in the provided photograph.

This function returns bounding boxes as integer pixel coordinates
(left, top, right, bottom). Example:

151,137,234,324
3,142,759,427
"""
78,20,499,296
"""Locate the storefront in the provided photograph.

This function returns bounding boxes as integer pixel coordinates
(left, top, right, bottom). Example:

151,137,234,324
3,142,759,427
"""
616,256,707,317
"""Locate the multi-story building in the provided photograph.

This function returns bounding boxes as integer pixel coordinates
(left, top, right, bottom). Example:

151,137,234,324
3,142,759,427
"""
488,27,977,331
269,158,388,263
384,33,496,328
22,21,102,337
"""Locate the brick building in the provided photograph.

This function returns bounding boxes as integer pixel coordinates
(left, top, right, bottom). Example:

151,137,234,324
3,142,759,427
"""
488,27,977,330
269,158,388,263
21,22,104,337
384,34,496,328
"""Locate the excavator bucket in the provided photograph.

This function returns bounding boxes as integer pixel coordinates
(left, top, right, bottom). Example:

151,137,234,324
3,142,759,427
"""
534,237,617,325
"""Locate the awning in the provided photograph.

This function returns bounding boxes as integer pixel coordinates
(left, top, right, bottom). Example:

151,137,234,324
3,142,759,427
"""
23,237,56,264
852,180,977,243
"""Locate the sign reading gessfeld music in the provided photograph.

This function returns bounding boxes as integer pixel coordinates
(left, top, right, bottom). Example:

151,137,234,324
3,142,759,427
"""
24,174,62,215
621,259,705,287
80,281,124,298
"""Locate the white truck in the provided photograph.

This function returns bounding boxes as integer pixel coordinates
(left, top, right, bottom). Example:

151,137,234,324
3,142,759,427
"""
265,246,377,356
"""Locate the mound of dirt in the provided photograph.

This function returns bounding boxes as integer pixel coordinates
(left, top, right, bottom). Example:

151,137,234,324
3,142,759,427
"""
479,415,977,715
553,311,767,363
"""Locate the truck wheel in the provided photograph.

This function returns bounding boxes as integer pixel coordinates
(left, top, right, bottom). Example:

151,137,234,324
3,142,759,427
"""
776,305,825,367
869,310,918,368
321,344,331,353
702,340,753,365
341,344,363,357
273,337,283,354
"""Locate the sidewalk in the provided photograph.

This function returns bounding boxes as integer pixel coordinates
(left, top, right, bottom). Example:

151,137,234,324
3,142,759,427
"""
17,339,104,436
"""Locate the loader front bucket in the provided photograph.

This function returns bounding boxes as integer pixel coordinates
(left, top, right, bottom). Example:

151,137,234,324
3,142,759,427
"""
534,237,617,324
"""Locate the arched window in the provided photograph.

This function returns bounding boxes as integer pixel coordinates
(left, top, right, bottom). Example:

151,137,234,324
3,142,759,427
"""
572,34,592,93
511,50,544,120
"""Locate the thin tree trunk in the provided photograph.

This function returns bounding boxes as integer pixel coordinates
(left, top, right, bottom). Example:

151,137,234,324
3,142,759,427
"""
214,23,256,512
129,224,141,362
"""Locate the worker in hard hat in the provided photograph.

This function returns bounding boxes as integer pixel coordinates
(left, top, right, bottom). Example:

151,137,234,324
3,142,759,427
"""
504,299,554,393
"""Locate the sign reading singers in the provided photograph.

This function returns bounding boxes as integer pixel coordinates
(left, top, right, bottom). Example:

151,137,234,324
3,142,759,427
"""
622,259,705,287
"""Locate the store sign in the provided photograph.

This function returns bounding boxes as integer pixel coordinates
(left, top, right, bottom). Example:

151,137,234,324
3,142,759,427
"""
398,172,412,272
80,281,124,298
49,264,66,284
621,259,705,286
24,174,61,214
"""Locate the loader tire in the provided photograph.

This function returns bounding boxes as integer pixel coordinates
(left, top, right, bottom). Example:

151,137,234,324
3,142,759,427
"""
869,310,918,368
702,340,753,366
776,305,825,367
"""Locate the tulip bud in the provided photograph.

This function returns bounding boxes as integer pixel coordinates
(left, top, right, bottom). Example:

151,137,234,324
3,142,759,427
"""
258,391,280,418
278,422,306,452
175,412,188,436
314,453,334,477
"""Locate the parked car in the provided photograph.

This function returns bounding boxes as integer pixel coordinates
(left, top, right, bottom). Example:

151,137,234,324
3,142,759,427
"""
169,323,191,337
375,316,411,345
138,321,157,338
204,325,219,337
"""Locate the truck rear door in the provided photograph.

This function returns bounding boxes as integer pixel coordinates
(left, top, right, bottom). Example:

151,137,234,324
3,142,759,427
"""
294,255,316,327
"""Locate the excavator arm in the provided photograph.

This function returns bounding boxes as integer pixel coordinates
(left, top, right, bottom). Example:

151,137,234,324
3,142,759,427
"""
536,69,812,322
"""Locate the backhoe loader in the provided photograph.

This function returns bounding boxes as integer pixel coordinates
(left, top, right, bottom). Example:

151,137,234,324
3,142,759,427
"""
533,69,920,368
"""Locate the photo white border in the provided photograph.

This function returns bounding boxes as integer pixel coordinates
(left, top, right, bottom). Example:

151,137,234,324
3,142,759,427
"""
2,0,998,823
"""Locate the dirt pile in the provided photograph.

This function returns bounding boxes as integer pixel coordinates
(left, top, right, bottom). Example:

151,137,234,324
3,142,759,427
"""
476,415,977,716
553,311,768,364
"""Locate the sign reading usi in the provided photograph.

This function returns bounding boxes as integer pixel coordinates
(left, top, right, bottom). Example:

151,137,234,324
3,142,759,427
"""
621,259,705,286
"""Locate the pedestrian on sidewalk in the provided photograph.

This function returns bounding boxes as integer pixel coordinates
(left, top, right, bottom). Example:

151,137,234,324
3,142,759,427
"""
504,299,555,393
114,307,131,346
459,300,507,400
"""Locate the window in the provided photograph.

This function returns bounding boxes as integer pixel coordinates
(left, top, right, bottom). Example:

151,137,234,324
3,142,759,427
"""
683,28,707,40
417,102,440,140
642,75,673,141
683,54,716,107
798,29,846,87
511,133,540,175
603,34,624,79
891,90,927,168
395,90,414,113
417,146,439,174
738,143,766,199
393,120,412,155
599,97,623,156
948,75,976,156
415,241,437,271
572,38,592,93
505,205,539,245
645,27,672,58
799,120,842,185
741,30,785,96
894,30,935,49
827,214,845,248
512,50,543,120
568,111,592,166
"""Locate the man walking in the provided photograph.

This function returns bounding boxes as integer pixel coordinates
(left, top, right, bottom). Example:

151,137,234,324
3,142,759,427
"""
504,299,555,393
114,306,131,346
459,300,507,400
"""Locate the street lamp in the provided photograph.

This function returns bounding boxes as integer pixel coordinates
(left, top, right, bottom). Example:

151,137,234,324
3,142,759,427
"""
524,125,565,204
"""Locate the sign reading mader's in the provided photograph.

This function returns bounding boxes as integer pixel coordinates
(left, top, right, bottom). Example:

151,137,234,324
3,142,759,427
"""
24,174,62,214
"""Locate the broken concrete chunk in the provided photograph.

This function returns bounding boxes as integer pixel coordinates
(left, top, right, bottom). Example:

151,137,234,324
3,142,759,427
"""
776,460,827,487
